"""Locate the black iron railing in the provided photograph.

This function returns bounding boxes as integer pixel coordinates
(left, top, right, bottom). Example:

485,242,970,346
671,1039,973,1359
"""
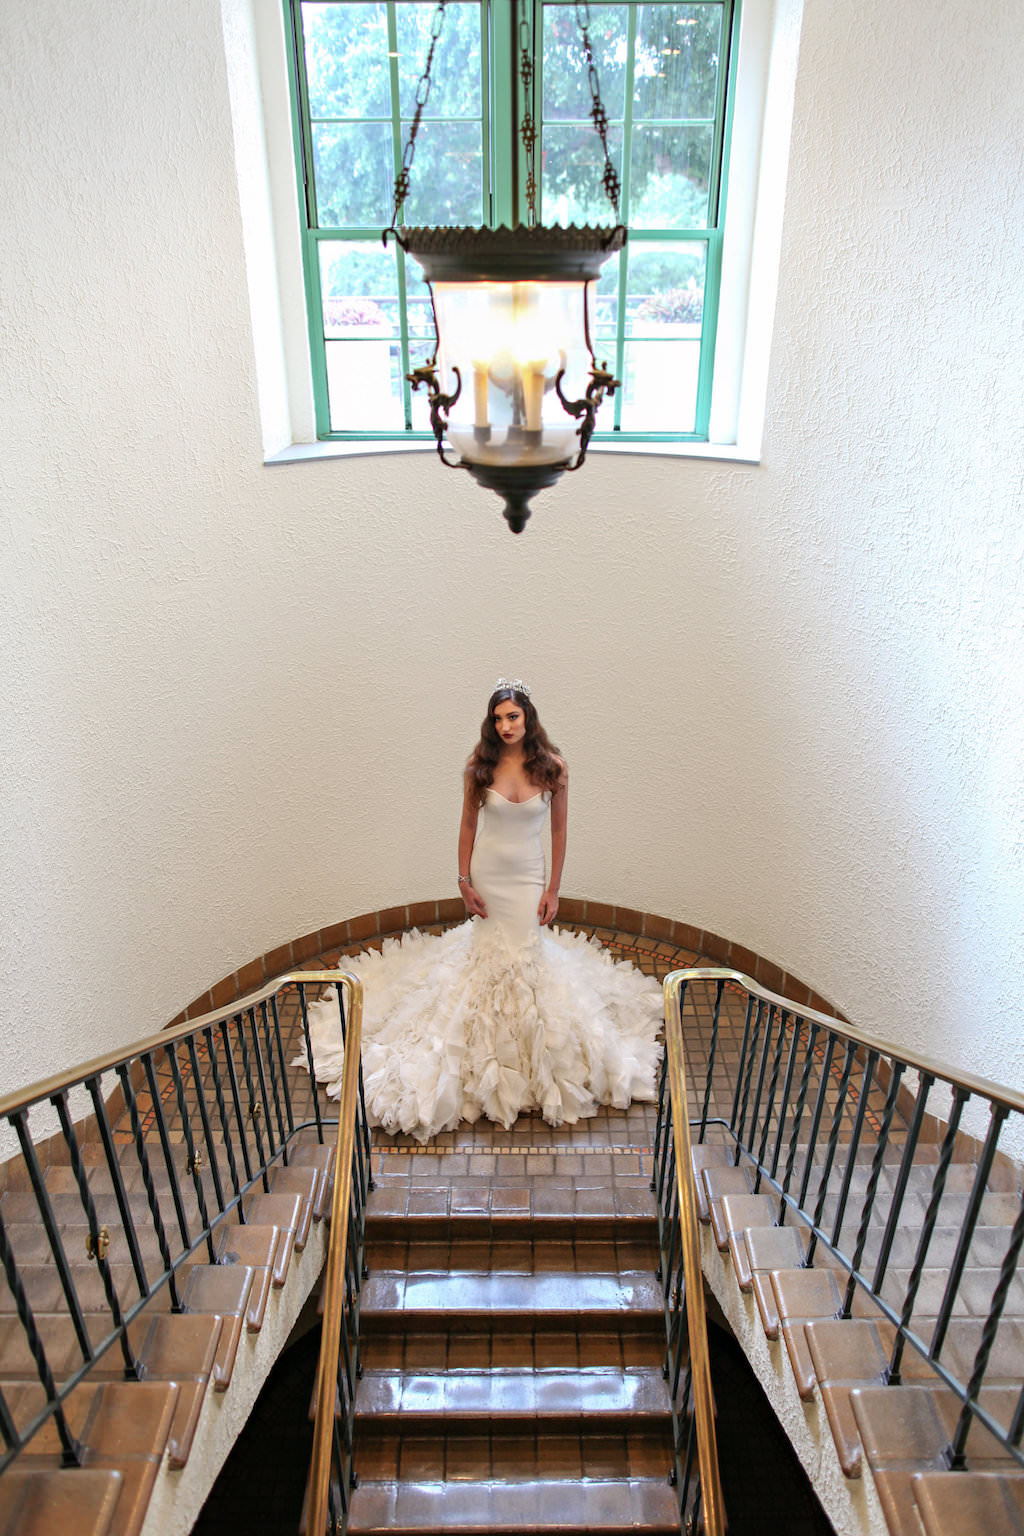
0,971,371,1494
663,967,1024,1475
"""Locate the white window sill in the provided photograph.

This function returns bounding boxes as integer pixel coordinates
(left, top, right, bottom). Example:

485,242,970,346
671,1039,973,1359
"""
265,439,762,468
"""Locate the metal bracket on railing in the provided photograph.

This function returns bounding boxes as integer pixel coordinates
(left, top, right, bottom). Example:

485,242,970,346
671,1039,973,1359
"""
85,1226,110,1262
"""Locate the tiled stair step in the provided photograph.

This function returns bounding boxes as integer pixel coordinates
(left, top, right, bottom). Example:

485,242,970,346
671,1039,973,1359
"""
366,1232,659,1276
365,1211,659,1244
0,1467,123,1536
346,1474,680,1535
851,1382,1021,1536
3,1379,179,1536
359,1271,664,1332
359,1326,666,1372
807,1315,1024,1480
913,1470,1024,1536
354,1365,671,1429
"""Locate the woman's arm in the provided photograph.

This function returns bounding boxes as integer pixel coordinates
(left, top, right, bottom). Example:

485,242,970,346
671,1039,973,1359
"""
538,758,568,926
458,775,487,918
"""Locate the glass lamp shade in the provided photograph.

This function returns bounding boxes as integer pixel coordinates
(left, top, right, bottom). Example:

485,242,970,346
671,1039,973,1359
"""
434,278,590,469
396,225,626,530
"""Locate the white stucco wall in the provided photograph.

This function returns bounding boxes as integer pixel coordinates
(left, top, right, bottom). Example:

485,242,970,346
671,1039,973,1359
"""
2,0,1022,1131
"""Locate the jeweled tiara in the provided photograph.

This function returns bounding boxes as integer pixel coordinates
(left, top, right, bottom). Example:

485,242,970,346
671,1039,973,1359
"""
494,676,531,697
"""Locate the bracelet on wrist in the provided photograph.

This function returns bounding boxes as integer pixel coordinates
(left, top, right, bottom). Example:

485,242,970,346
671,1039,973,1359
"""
457,875,470,885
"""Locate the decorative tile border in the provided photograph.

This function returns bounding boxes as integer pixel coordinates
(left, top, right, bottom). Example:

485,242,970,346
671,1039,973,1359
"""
168,896,843,1028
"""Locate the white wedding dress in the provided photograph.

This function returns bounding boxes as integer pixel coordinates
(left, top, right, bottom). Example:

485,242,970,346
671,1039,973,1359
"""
301,789,664,1143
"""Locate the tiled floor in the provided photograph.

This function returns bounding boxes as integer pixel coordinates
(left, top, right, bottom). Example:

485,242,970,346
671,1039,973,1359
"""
299,918,708,1198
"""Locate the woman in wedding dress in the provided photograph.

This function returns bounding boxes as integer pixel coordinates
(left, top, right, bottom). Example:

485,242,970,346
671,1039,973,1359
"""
302,679,664,1143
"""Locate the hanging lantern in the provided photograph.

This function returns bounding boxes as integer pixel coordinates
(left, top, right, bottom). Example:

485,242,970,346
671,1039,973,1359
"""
385,2,626,534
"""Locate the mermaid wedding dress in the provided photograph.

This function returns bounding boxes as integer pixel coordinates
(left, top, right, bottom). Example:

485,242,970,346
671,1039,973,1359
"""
301,789,664,1143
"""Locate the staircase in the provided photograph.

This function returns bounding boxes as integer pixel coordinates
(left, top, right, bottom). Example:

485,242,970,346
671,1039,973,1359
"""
693,1131,1024,1536
0,1132,333,1536
348,1206,677,1535
3,921,1024,1536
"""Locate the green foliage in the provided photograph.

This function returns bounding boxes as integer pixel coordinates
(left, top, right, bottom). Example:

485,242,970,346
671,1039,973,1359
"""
635,284,704,324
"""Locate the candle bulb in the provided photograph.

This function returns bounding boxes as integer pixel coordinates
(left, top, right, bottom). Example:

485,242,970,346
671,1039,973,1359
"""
472,363,489,429
523,363,546,433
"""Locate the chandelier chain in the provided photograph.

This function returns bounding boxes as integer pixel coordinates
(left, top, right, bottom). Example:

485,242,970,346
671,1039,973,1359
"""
573,0,621,219
390,0,449,227
519,2,538,227
391,0,620,228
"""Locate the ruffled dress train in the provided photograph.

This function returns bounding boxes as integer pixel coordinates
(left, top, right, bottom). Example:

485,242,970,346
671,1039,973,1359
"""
301,790,664,1143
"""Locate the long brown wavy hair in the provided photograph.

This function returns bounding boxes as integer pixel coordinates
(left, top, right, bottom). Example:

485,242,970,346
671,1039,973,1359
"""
466,687,564,809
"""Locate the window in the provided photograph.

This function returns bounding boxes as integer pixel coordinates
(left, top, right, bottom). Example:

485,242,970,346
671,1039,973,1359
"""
286,0,738,442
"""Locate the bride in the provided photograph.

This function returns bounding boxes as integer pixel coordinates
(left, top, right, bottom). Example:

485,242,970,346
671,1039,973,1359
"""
302,679,664,1143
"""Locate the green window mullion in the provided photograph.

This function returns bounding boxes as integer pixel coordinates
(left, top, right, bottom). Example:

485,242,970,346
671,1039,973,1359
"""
490,0,518,225
610,3,639,432
308,233,332,436
479,0,493,224
707,0,737,227
383,3,415,426
286,0,318,229
693,234,718,438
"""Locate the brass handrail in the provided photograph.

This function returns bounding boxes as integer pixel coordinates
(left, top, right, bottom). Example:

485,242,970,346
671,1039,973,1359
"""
0,969,348,1121
663,970,725,1536
307,971,363,1536
671,968,1024,1117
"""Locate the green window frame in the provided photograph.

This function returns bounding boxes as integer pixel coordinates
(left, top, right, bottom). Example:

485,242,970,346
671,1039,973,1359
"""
286,0,738,443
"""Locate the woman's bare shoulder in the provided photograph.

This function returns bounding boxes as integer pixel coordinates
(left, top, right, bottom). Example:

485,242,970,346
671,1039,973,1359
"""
553,753,568,786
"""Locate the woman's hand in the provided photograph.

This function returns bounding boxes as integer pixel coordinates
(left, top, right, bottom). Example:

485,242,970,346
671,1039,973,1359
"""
538,888,559,926
461,882,488,919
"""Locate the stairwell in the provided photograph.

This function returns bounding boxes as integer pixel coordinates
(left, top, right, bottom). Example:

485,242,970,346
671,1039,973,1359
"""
1,915,1023,1536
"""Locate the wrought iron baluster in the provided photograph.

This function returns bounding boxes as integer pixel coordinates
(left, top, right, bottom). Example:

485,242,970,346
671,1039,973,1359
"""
951,1195,1024,1465
186,1034,227,1217
203,1027,243,1208
728,993,756,1134
247,1007,278,1164
745,1004,777,1168
85,1074,150,1299
843,1061,905,1318
165,1042,216,1263
805,1039,857,1267
259,999,289,1156
11,1111,94,1360
698,979,724,1141
931,1101,1009,1359
0,1208,81,1466
871,1070,934,1294
235,1012,270,1191
796,1033,836,1215
219,1017,255,1194
778,1021,820,1224
887,1086,969,1384
754,1009,789,1192
269,993,296,1141
769,1013,803,1182
297,983,325,1144
114,1062,181,1311
142,1053,192,1252
0,1379,18,1454
733,999,765,1155
828,1048,878,1249
653,1051,670,1198
52,1092,138,1379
